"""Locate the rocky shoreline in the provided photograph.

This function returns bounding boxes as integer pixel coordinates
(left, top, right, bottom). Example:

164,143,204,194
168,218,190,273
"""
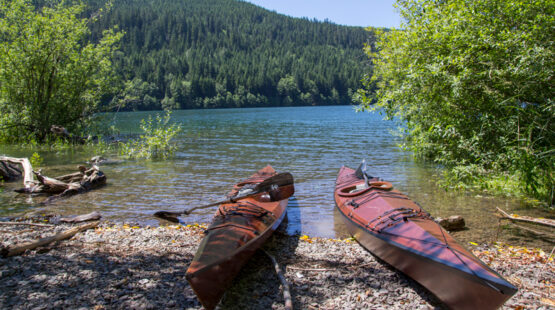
0,220,553,309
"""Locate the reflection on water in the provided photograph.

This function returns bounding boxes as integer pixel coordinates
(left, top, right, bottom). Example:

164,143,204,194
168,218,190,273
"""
0,106,552,249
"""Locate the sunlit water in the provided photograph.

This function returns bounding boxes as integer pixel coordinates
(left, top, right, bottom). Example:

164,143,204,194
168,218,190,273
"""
1,106,553,249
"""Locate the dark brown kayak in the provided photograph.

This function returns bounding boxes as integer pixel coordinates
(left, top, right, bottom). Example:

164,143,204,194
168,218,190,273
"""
186,165,294,310
335,165,517,310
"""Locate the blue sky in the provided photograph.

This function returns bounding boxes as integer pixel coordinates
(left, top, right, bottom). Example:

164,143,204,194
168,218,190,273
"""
243,0,401,28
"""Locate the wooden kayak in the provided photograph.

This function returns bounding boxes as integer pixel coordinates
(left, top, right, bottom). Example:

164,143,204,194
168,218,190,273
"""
186,165,294,310
334,166,517,310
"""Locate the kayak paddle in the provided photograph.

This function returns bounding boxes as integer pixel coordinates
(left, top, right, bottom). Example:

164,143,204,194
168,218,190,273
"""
154,172,294,223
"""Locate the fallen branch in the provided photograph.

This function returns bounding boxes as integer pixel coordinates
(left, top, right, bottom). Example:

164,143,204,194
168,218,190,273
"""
496,207,555,229
0,221,54,227
264,250,293,310
1,221,99,257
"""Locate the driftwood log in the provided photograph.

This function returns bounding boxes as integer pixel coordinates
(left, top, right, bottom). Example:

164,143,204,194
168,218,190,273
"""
0,156,106,203
59,211,102,223
0,221,99,257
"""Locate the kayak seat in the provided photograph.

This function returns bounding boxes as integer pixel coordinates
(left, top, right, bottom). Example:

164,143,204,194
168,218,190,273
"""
337,181,393,197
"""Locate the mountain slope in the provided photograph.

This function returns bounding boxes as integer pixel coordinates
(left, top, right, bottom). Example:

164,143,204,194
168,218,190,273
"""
91,0,374,110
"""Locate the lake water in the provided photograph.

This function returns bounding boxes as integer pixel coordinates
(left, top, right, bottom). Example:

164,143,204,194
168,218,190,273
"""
1,106,552,249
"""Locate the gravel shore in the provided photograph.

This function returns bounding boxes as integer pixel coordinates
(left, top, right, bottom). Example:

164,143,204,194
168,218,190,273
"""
0,220,553,309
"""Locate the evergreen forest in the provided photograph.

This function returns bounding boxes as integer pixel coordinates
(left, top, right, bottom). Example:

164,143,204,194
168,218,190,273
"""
89,0,373,110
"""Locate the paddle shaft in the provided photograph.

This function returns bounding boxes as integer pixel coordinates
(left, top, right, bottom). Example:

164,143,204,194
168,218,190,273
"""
154,172,294,220
170,197,243,217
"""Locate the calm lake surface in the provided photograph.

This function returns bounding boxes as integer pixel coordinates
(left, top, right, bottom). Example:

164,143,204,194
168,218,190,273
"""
1,106,552,248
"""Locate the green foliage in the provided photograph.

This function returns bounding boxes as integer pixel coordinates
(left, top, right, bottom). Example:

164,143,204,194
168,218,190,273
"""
84,138,117,157
29,152,43,168
90,0,372,110
119,111,182,159
360,0,554,205
0,0,123,142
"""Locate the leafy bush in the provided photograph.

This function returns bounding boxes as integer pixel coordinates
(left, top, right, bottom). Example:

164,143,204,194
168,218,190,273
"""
359,0,554,206
0,0,122,142
29,152,43,169
119,111,182,159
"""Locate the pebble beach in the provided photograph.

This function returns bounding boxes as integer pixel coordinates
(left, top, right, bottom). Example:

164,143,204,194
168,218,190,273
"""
0,220,553,310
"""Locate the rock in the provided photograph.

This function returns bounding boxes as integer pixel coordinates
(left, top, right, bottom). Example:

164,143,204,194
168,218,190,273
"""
435,215,466,231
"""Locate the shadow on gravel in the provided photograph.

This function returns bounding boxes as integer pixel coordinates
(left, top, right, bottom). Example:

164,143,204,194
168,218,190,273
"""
219,231,449,310
219,231,299,310
0,250,199,309
362,246,448,310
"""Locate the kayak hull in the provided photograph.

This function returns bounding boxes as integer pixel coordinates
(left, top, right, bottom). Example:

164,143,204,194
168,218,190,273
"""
335,166,517,310
186,165,293,310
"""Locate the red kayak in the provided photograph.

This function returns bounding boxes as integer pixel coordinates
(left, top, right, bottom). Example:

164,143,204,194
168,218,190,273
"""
335,165,517,310
186,165,294,310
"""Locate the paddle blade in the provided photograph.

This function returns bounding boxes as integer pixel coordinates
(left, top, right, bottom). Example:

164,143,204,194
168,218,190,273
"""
250,172,295,201
268,184,295,201
153,211,181,223
254,172,294,192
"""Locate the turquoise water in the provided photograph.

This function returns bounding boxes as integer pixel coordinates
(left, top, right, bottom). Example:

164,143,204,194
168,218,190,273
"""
0,106,551,248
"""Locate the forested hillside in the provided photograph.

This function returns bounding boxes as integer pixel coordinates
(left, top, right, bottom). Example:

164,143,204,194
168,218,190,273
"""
89,0,373,110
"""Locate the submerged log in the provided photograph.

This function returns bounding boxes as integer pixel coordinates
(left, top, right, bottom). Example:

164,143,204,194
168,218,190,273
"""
0,221,99,257
41,166,106,204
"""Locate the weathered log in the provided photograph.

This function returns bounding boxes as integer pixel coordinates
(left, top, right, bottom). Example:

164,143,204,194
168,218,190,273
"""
496,207,555,229
1,221,99,257
0,156,36,189
34,170,70,194
59,211,102,223
41,167,106,204
54,168,85,183
2,159,107,203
